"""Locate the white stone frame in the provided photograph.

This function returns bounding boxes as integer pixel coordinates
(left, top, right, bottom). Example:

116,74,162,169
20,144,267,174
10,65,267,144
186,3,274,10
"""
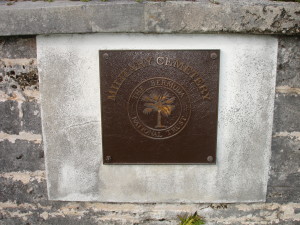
37,34,277,203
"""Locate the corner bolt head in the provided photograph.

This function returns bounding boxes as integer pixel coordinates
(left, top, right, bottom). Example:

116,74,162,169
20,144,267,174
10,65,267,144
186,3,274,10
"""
105,156,112,163
103,53,109,60
207,156,214,162
210,53,218,60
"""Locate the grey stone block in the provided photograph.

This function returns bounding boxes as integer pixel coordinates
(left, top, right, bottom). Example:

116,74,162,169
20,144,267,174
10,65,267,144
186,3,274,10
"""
0,140,44,172
273,94,300,132
268,136,300,188
0,218,25,225
22,101,42,134
0,176,47,204
0,36,36,59
267,186,300,203
0,1,299,36
0,1,144,36
277,36,300,88
0,100,21,135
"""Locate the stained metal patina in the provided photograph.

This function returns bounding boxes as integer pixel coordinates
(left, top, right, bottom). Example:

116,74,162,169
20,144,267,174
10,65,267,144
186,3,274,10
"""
100,50,220,164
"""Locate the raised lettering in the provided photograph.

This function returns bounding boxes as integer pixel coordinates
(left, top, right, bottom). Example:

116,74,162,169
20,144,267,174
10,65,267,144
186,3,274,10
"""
173,60,184,70
107,90,117,101
194,77,204,86
202,92,211,100
165,57,172,66
156,57,165,65
144,56,153,66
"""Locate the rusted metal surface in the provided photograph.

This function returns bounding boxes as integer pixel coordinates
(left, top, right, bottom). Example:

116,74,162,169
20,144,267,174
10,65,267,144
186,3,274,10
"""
100,50,220,164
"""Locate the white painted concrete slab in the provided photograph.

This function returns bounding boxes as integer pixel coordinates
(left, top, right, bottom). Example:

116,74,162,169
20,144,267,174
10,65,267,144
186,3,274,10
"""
37,34,277,202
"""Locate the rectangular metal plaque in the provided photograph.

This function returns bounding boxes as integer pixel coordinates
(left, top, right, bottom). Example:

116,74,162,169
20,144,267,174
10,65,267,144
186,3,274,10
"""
100,50,220,164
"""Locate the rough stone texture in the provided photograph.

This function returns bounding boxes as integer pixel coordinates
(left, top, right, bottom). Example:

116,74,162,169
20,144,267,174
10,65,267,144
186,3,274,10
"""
0,140,44,172
273,94,300,132
0,58,38,92
0,168,300,224
268,186,300,204
267,136,300,203
0,0,299,36
38,33,277,203
0,36,36,59
22,101,42,134
0,101,21,135
277,36,300,87
266,36,300,205
1,179,300,225
0,34,299,224
0,36,40,138
269,137,300,188
0,171,47,204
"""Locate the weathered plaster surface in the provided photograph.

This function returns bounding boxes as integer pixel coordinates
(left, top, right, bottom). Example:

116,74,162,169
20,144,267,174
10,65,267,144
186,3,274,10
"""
0,34,299,225
0,0,299,36
37,33,277,203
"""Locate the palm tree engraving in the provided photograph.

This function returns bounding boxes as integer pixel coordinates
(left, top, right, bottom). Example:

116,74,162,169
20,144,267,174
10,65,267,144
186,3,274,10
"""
142,91,175,128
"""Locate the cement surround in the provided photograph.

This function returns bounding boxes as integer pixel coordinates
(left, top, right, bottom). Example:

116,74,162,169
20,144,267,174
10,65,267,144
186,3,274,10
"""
38,33,277,203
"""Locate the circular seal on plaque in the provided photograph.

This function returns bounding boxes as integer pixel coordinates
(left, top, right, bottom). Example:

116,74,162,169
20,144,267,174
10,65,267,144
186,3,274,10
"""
128,77,191,139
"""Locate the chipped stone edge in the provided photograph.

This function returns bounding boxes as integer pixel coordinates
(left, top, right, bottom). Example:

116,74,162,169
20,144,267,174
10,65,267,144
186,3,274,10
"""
0,201,299,223
0,170,45,184
273,131,300,141
0,0,299,36
0,131,42,144
276,86,300,95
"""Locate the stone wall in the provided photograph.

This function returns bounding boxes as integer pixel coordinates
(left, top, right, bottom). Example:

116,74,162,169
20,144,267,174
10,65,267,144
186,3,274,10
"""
267,36,300,204
0,35,299,224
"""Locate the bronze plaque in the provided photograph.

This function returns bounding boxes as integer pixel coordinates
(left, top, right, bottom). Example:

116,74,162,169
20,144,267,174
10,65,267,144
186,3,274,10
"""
100,50,220,164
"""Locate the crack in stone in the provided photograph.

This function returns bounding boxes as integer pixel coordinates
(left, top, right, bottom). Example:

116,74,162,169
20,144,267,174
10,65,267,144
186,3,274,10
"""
65,121,100,130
